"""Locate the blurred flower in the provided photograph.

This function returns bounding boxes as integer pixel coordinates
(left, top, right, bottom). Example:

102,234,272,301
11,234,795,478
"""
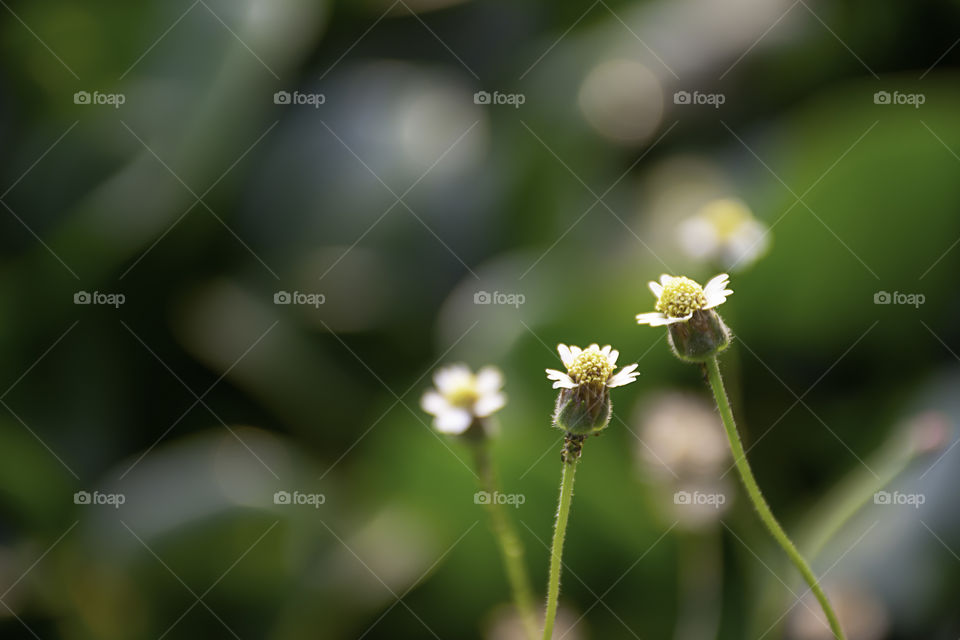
788,583,889,640
635,391,734,528
636,391,729,479
578,58,664,145
636,274,732,362
486,603,583,640
547,343,638,435
678,198,770,270
421,365,506,435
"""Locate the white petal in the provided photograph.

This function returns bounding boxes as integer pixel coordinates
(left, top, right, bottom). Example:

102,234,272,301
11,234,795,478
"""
435,409,472,434
557,344,574,368
474,366,503,394
636,312,668,326
608,349,619,366
703,273,733,309
660,274,674,286
648,281,663,298
587,343,600,353
434,364,471,394
678,217,719,260
545,369,576,389
600,345,612,356
569,345,582,360
420,390,450,416
474,392,506,417
607,364,639,388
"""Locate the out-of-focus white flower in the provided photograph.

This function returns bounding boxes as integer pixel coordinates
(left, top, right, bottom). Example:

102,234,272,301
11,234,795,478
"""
788,583,889,640
485,603,583,640
678,198,769,270
636,273,732,327
636,392,730,479
635,392,734,528
545,343,639,390
421,364,506,435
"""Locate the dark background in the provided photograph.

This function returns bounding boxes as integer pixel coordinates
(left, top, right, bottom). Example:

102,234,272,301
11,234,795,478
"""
2,0,960,638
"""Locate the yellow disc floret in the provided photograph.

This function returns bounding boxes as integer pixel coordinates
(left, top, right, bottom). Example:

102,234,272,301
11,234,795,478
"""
445,379,479,407
569,350,614,386
656,277,707,318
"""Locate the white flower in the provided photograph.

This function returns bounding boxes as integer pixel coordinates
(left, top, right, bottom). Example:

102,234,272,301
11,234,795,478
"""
421,364,506,435
635,391,730,479
635,273,732,327
545,343,639,390
678,198,769,270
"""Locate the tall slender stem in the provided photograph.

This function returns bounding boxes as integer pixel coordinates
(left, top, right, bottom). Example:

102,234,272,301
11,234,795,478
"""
542,437,580,640
472,442,538,640
704,356,846,640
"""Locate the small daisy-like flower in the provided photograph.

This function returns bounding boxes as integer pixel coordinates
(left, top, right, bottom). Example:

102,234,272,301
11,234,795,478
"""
636,274,732,362
678,198,770,271
545,343,639,390
546,344,638,437
421,364,506,435
635,273,732,326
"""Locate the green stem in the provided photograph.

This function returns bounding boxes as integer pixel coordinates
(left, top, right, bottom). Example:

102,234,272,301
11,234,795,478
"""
472,442,538,640
704,356,846,640
542,438,580,640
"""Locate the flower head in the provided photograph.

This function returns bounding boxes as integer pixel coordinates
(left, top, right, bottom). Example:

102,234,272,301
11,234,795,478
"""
636,273,731,326
421,364,506,435
636,274,732,362
546,344,638,436
678,198,770,271
545,344,639,390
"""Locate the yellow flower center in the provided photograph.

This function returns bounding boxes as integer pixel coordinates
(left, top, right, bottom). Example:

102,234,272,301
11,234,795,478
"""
656,277,707,318
445,381,479,408
569,350,614,386
701,199,751,240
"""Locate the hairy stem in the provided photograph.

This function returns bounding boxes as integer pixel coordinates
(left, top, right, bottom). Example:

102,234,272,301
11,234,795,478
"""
705,356,846,640
542,436,581,640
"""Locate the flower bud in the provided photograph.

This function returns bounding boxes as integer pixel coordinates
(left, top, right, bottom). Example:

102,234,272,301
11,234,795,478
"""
553,384,612,436
667,309,731,362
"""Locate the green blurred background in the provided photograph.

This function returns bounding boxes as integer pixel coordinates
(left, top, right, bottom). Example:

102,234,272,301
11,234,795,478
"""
2,0,960,638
